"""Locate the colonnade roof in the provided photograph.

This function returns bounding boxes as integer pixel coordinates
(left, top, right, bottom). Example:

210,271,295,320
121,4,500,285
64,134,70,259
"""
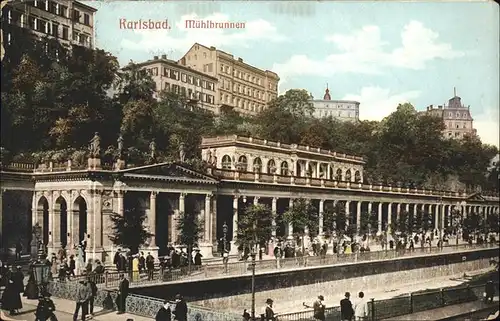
200,135,365,164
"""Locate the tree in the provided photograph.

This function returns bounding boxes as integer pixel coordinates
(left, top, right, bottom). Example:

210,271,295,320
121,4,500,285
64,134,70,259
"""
322,202,347,245
391,210,412,238
485,212,499,235
177,211,204,273
283,198,319,252
359,210,379,248
236,204,275,252
463,211,482,239
420,210,434,234
449,208,463,245
108,208,153,254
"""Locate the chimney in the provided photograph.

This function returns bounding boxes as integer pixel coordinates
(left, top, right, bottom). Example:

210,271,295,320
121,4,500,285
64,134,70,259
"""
430,104,433,108
238,58,243,62
210,46,215,50
438,105,442,109
426,106,429,111
153,55,158,60
161,54,167,59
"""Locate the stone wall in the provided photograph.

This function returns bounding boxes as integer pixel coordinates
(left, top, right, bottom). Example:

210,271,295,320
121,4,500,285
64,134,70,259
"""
47,282,241,321
130,248,499,314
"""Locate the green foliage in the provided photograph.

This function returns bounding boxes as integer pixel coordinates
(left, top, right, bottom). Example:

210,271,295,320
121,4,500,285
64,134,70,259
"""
359,210,379,236
390,210,413,237
283,198,319,242
1,33,498,195
236,204,275,249
322,202,347,238
176,211,204,248
108,208,153,253
463,211,483,236
485,212,499,234
419,210,434,233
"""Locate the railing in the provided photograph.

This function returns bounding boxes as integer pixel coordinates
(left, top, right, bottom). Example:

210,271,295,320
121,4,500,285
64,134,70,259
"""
67,243,498,289
276,282,497,321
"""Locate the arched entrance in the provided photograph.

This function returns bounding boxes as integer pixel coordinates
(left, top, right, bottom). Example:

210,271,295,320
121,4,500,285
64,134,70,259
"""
37,196,50,245
55,196,68,248
73,196,87,244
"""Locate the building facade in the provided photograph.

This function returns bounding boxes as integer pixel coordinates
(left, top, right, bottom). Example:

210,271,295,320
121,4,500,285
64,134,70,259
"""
421,93,477,139
128,55,218,112
1,135,499,262
311,87,360,122
178,43,280,116
2,0,96,52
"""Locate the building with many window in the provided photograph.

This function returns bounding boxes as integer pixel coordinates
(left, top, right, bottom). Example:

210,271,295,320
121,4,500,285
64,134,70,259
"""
178,43,280,116
128,55,218,112
420,91,477,139
311,87,360,122
1,0,96,55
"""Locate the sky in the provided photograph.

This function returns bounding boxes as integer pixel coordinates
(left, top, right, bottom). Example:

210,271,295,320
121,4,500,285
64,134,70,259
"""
82,0,499,148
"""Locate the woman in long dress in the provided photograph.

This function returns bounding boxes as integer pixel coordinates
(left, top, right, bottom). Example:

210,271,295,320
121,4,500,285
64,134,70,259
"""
1,277,23,315
132,255,140,282
24,264,39,299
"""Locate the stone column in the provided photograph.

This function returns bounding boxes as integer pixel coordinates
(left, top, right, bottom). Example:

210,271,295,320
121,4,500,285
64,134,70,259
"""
318,199,324,237
253,196,259,205
377,203,382,234
367,202,373,217
327,164,331,180
149,191,158,247
405,203,410,213
345,201,350,226
396,203,401,221
316,162,320,178
66,192,73,253
230,195,239,254
356,201,361,234
271,197,277,238
48,193,55,249
211,196,217,247
287,198,294,240
441,204,445,232
387,203,392,233
200,193,213,258
90,189,103,260
413,204,418,221
173,193,186,245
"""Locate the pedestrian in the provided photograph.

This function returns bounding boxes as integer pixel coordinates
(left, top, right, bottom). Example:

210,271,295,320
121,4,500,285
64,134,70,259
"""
68,255,76,279
194,249,203,266
354,292,368,321
303,295,326,321
132,255,140,282
159,257,166,280
340,292,354,321
24,263,39,299
35,291,57,321
155,299,172,321
146,252,155,281
172,294,188,321
1,276,23,315
242,309,250,320
113,249,121,271
139,252,146,274
73,279,92,321
261,298,276,320
88,276,98,318
485,280,495,303
12,266,25,295
116,274,129,314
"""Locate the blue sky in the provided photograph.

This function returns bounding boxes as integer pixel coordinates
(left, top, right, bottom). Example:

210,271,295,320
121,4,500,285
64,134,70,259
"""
82,1,499,147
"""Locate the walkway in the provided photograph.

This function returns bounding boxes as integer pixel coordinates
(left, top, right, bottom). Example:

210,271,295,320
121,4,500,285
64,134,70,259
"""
382,296,499,320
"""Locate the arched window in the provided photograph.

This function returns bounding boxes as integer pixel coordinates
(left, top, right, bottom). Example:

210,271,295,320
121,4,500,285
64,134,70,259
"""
280,161,289,176
345,169,352,181
267,159,276,173
336,168,343,181
354,171,361,183
319,164,328,178
221,155,232,169
253,157,262,172
296,162,302,176
238,155,248,171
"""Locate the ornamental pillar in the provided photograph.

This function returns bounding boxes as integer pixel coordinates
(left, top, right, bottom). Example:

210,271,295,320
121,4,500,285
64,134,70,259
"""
148,191,157,247
287,198,294,240
387,203,392,233
230,195,239,254
319,199,324,237
434,204,439,231
271,197,277,238
345,201,350,226
356,201,361,234
377,203,382,234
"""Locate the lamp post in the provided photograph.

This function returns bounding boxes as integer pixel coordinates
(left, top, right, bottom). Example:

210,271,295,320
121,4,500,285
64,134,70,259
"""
222,221,228,273
32,242,50,295
250,222,257,320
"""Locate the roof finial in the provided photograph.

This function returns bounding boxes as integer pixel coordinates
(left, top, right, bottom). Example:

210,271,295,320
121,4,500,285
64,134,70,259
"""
454,87,456,97
326,83,329,90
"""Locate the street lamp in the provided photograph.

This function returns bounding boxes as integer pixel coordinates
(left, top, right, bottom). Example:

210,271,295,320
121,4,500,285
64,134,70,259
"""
439,197,444,250
250,222,257,320
222,221,228,273
32,243,51,294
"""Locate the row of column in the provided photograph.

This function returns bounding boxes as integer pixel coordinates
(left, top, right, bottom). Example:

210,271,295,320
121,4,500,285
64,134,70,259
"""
230,195,500,242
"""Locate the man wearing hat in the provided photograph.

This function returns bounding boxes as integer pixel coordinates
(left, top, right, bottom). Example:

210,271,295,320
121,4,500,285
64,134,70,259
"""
35,291,57,321
261,298,275,320
172,294,187,321
303,295,326,321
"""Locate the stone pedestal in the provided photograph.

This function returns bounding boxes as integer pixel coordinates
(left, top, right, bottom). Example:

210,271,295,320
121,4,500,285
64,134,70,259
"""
87,158,101,170
199,243,213,259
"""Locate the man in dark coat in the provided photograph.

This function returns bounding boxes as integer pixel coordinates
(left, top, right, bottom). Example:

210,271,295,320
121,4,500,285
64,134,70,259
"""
69,255,76,278
1,277,23,315
146,252,155,281
117,274,129,314
485,280,495,303
340,292,354,321
173,294,188,321
113,249,121,270
12,266,25,295
139,252,146,274
35,291,57,321
261,298,275,321
155,300,172,321
88,276,98,317
194,250,203,266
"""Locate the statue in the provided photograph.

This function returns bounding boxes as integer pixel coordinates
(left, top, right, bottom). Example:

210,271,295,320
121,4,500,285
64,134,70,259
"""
211,149,217,165
89,132,101,157
149,139,156,159
117,134,124,156
179,143,186,162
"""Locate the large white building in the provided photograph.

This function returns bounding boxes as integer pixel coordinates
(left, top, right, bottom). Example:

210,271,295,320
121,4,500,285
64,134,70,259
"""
311,87,360,122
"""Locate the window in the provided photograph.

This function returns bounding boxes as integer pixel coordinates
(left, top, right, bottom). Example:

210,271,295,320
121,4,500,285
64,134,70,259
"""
62,26,69,40
181,73,187,82
51,22,59,37
280,161,288,176
448,112,452,117
238,156,248,171
220,65,224,72
48,1,57,14
84,13,90,26
221,155,232,169
152,67,158,76
73,9,80,22
188,76,193,84
60,6,68,18
203,52,207,58
37,19,47,33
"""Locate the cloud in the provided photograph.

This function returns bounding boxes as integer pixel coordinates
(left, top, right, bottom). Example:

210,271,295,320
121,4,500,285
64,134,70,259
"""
273,21,465,81
341,87,421,121
120,13,286,55
474,108,499,148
